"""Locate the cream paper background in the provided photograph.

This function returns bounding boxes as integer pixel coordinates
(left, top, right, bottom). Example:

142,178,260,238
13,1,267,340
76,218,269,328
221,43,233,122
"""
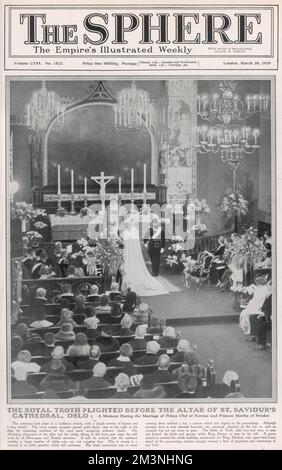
0,0,281,450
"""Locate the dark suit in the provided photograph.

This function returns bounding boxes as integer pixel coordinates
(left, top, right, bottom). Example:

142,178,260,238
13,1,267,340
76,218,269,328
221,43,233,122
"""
80,376,111,391
41,358,75,372
144,227,165,276
147,369,174,385
135,353,159,365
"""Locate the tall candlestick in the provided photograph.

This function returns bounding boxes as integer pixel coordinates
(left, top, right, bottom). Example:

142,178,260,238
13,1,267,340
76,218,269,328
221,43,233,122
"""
118,177,121,194
84,177,87,195
57,164,61,195
131,168,134,192
71,169,74,193
143,164,147,193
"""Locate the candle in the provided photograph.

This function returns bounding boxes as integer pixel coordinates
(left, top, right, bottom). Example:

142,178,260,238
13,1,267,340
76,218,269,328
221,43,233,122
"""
131,168,134,192
57,164,61,195
84,177,87,195
143,164,147,193
71,169,74,193
119,177,122,194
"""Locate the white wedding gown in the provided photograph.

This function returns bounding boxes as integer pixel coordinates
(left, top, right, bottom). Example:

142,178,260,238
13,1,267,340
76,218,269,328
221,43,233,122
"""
121,219,169,297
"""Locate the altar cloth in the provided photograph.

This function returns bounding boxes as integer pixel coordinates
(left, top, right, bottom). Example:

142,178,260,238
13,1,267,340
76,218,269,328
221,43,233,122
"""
49,214,93,241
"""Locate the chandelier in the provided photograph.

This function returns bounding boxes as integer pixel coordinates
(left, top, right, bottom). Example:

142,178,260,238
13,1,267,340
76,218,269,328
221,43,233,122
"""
25,81,71,133
197,80,270,124
195,80,270,170
114,81,151,130
195,124,260,167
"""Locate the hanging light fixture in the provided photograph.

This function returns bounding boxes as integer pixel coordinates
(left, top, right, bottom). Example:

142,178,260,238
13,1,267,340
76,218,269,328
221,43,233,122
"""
114,81,152,130
195,80,270,172
196,80,270,124
25,81,71,133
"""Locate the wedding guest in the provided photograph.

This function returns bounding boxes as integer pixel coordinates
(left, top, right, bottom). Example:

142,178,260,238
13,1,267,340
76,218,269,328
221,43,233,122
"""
95,294,111,313
33,332,56,357
60,283,74,301
30,288,48,320
172,339,192,362
147,315,164,335
16,323,42,347
108,343,136,376
55,323,76,342
147,354,174,385
132,375,166,399
11,336,24,361
80,362,111,392
176,373,204,399
29,311,54,329
239,276,271,336
73,294,86,316
41,346,75,372
158,326,178,349
12,350,40,381
108,303,124,325
87,284,101,303
66,265,76,278
66,333,91,356
133,303,150,323
84,318,100,340
172,351,200,379
122,287,137,313
94,325,120,353
115,314,134,337
77,345,101,370
134,341,160,365
56,249,70,278
129,325,147,351
11,368,38,397
39,359,75,392
207,370,240,398
108,282,122,301
22,248,36,279
56,308,79,328
39,265,51,280
112,373,131,399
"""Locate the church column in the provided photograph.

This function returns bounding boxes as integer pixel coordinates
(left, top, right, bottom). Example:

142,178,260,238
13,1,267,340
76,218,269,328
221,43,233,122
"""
160,80,197,206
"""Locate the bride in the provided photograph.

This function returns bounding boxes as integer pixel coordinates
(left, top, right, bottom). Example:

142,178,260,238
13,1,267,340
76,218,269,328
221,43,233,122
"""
120,210,169,297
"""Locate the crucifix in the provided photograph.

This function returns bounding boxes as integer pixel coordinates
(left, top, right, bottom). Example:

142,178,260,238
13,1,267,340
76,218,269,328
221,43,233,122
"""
91,171,115,210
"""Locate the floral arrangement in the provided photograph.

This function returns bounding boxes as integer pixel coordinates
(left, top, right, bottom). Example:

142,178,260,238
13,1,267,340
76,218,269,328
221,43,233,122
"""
224,227,267,271
92,240,124,276
186,198,211,215
25,231,43,243
166,254,179,268
11,202,47,221
33,220,48,230
56,206,68,217
219,191,248,219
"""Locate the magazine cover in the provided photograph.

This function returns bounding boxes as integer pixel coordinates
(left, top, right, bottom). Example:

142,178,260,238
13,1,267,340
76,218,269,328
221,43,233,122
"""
0,0,281,453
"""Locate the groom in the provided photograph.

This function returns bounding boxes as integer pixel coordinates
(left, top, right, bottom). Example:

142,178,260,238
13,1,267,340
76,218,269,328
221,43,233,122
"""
145,216,165,277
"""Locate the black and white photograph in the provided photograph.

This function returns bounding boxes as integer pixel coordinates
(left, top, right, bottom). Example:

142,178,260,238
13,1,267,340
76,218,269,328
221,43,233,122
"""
8,77,274,402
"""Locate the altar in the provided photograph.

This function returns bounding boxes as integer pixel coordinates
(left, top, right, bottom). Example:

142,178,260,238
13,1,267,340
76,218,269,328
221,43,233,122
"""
49,214,94,241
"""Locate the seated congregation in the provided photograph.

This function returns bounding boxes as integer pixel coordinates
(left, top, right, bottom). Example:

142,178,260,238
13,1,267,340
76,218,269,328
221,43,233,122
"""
11,279,242,400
